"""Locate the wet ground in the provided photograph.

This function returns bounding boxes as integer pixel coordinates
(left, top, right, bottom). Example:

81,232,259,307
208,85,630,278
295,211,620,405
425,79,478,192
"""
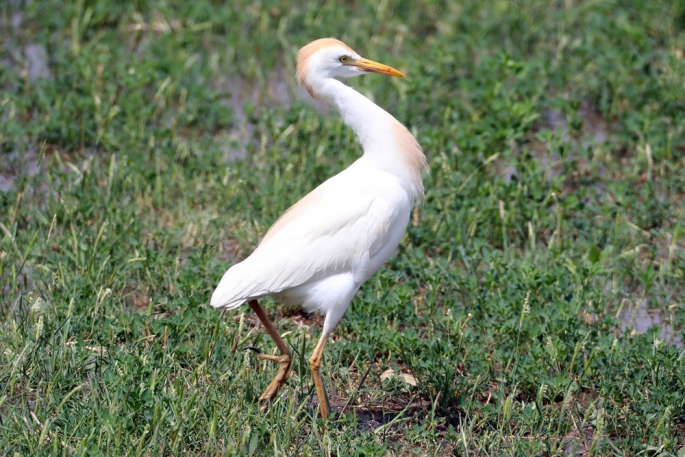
620,298,682,348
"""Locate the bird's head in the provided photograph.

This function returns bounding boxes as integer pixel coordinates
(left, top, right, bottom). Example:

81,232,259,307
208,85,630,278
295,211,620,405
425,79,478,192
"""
297,38,404,98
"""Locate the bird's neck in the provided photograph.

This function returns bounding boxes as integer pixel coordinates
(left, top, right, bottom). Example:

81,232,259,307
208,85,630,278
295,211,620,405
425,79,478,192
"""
316,79,427,200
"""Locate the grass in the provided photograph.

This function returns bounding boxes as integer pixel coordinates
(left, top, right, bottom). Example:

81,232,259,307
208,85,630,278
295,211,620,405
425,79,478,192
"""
1,0,684,455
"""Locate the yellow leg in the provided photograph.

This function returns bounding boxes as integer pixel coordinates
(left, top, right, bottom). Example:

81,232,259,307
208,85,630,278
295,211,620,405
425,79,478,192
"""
248,300,292,409
309,333,330,420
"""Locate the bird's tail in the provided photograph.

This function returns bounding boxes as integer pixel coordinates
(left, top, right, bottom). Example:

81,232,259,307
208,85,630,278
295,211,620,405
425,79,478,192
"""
210,294,247,310
210,263,251,309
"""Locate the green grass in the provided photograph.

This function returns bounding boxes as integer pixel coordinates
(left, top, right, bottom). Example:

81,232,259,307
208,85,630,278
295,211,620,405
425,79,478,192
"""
1,0,685,455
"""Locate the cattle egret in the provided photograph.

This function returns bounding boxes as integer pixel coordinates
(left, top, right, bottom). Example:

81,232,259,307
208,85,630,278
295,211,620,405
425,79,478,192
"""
211,38,428,420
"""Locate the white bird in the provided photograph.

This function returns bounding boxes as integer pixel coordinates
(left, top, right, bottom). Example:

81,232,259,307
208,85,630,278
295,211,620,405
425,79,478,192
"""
211,38,428,420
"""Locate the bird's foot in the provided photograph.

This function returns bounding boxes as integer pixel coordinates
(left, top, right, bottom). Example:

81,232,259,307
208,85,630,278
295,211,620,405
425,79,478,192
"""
255,353,290,364
254,353,292,409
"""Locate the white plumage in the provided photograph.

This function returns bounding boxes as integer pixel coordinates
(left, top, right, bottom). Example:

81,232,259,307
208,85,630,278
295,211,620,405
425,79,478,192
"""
211,38,427,419
211,161,411,332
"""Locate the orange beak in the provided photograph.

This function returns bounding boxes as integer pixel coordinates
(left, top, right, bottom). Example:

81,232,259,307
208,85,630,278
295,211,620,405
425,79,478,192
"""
354,57,405,77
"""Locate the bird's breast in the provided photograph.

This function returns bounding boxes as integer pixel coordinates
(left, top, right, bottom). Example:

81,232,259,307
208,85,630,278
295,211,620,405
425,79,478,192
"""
360,197,411,282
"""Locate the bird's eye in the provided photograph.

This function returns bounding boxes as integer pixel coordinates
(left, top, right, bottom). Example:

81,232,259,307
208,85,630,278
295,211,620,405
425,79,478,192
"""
339,56,348,63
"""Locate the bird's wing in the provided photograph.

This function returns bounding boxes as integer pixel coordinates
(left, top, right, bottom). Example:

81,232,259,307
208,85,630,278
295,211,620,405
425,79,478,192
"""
210,169,409,309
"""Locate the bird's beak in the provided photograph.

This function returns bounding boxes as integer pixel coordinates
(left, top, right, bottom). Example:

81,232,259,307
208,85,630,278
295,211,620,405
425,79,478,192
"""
354,57,405,77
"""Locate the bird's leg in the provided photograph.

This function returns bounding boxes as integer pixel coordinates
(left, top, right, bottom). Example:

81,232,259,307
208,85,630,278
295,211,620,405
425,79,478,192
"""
248,299,291,408
309,332,330,420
